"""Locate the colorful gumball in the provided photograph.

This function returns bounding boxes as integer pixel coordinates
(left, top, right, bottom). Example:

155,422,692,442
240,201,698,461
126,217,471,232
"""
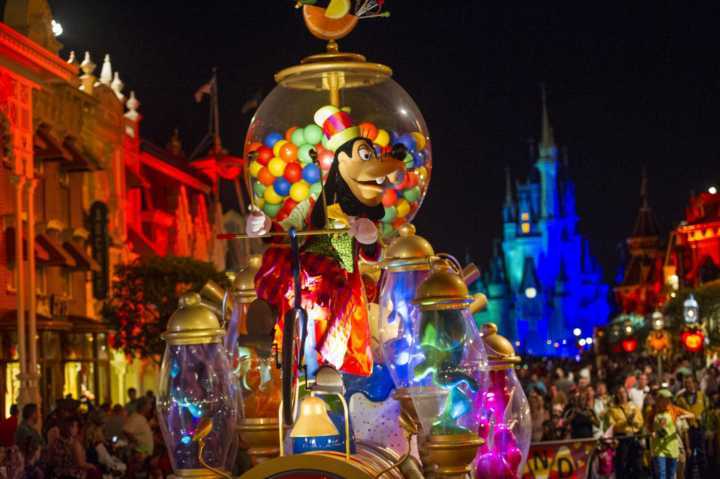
309,182,323,197
255,197,265,209
302,164,321,184
317,149,334,171
264,132,283,148
263,185,283,204
396,199,410,218
279,142,299,162
262,201,282,219
273,177,291,197
290,180,310,202
256,146,273,166
253,181,266,198
413,150,426,168
411,132,426,150
298,144,315,164
382,206,397,223
272,139,288,157
397,133,417,152
358,122,378,141
291,128,306,146
268,157,286,177
392,217,406,229
406,172,419,188
416,166,428,184
374,129,390,147
403,152,414,169
248,160,262,178
284,162,303,183
303,124,323,145
285,126,297,142
382,188,398,207
257,167,275,187
403,186,421,202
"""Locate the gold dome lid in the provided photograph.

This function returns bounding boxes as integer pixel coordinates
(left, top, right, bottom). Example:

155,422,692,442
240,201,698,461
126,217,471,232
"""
233,254,263,303
382,224,436,272
413,268,472,311
163,293,225,346
481,323,521,369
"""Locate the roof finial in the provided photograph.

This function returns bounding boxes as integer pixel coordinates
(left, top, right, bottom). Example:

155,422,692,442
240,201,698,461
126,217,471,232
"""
125,91,140,121
79,52,97,94
67,50,77,65
111,71,124,101
99,54,112,86
540,83,555,153
640,165,648,209
504,166,513,204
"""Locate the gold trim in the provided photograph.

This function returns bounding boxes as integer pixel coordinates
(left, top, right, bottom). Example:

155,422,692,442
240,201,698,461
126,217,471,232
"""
237,453,376,479
275,61,392,90
162,329,224,346
173,469,229,478
327,126,360,152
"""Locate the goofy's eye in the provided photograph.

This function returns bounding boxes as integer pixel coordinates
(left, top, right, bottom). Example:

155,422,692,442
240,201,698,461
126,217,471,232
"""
359,146,372,161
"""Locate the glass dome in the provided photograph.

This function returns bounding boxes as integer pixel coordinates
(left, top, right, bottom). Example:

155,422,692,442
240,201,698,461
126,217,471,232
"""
244,51,431,239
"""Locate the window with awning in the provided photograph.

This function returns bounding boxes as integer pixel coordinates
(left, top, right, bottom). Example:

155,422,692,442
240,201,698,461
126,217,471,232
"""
61,241,101,272
4,227,51,263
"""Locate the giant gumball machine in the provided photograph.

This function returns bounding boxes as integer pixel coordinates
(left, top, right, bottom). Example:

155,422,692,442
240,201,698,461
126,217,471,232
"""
159,2,532,478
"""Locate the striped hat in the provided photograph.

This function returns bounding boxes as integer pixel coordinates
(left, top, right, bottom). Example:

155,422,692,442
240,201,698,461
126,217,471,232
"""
314,105,360,152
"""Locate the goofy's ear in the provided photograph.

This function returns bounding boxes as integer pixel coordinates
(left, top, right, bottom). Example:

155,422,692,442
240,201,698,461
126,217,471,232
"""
389,143,408,161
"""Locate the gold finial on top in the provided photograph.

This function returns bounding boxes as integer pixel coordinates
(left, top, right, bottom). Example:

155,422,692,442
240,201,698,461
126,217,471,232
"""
163,293,225,346
481,322,521,369
382,224,436,272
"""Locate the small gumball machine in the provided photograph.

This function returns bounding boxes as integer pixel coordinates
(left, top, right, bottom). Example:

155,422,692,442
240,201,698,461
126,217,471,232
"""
158,293,239,478
476,323,531,479
379,224,436,392
409,261,489,478
228,255,285,465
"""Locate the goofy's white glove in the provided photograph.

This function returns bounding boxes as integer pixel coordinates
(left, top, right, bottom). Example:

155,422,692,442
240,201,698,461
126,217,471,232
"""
245,208,271,237
348,217,378,245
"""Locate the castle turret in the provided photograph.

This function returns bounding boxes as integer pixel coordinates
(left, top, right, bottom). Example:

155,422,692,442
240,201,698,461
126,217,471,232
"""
535,85,559,219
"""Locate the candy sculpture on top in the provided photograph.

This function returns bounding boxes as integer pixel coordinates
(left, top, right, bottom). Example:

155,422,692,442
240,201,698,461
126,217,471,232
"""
246,104,406,377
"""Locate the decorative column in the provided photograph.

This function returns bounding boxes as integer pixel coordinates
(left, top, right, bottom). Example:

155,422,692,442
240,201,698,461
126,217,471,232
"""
12,174,30,406
25,178,40,406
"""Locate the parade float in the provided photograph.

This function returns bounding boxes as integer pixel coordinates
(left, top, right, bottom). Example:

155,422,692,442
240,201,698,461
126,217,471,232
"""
157,2,531,477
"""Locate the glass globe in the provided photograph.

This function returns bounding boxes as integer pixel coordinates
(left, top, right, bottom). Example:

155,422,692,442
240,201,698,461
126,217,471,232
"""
244,53,431,239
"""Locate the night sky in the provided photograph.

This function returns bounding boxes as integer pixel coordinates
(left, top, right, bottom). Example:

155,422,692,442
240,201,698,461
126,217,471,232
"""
31,1,720,281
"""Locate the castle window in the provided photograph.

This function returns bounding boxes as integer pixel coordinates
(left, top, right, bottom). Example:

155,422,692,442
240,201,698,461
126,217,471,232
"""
521,222,530,234
521,213,529,221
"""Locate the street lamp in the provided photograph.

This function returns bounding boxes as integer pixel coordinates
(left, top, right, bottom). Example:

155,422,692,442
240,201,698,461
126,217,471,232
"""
684,294,699,324
652,310,664,330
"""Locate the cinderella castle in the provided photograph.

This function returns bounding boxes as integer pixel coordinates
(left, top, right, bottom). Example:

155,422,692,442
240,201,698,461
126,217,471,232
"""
472,90,610,356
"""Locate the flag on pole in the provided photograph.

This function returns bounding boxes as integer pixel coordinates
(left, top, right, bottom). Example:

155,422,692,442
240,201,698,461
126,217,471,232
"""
194,78,214,103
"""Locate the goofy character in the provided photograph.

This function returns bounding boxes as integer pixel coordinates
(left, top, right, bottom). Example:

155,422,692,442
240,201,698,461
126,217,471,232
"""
246,105,405,377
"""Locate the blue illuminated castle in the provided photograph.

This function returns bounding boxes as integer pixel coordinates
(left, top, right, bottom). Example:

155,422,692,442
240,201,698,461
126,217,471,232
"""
472,90,610,356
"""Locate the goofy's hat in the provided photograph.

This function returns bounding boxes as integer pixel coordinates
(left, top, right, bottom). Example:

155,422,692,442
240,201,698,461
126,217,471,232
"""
314,105,360,152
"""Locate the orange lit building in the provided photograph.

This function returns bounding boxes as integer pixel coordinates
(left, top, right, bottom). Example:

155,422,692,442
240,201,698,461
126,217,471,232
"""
0,0,215,413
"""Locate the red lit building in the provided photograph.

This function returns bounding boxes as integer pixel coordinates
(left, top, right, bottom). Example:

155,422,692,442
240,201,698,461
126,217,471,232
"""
667,190,720,287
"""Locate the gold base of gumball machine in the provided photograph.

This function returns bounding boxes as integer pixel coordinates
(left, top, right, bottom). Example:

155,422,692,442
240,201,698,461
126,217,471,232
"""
173,468,232,479
421,433,483,479
237,418,287,465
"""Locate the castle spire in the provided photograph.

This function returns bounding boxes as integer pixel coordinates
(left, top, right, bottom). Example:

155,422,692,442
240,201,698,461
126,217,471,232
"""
540,83,555,153
504,166,512,204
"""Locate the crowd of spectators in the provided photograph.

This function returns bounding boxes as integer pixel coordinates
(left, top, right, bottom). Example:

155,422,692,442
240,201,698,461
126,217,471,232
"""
0,388,171,478
519,355,720,479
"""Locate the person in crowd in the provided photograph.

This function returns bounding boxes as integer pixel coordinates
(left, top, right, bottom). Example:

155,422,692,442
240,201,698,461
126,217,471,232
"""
529,388,549,443
15,405,42,451
676,375,708,477
608,384,644,477
549,383,568,411
528,372,547,396
566,386,599,439
629,373,650,409
45,416,100,479
103,405,125,444
649,389,694,479
83,412,125,476
0,405,19,448
594,381,610,434
19,438,43,479
123,397,153,459
555,368,573,396
542,403,569,441
124,388,139,416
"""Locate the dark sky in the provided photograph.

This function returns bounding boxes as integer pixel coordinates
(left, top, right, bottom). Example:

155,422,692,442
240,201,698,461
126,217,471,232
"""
38,1,720,281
